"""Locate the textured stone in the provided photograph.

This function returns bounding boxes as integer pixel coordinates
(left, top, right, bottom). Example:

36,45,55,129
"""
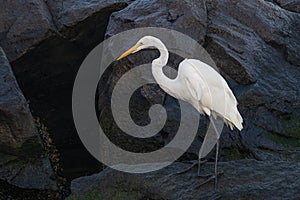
69,160,300,199
0,48,57,190
102,0,300,161
0,47,35,153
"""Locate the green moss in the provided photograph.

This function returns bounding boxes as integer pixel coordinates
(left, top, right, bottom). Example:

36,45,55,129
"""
268,132,300,149
66,190,142,200
66,191,102,200
17,136,43,156
0,152,18,165
223,147,244,161
284,118,300,139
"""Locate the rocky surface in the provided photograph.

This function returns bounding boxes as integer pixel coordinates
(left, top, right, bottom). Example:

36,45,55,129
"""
103,0,300,161
69,160,300,199
0,47,35,154
272,0,300,13
0,47,57,190
0,0,299,197
0,0,134,180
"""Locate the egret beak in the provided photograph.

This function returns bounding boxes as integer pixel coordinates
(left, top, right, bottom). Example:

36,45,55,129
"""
117,43,142,60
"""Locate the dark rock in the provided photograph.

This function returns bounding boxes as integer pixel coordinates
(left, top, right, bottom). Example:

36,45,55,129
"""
272,0,300,13
106,0,207,42
0,47,35,154
0,48,57,190
0,0,132,62
0,152,57,190
0,0,132,179
98,0,211,158
206,0,300,160
0,0,57,61
69,160,300,199
102,0,300,161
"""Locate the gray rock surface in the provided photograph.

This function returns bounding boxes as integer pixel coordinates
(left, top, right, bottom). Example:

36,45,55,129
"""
0,0,299,193
0,0,133,180
103,0,300,161
272,0,300,13
0,0,133,62
0,47,35,154
69,160,300,199
0,47,57,190
0,0,57,61
98,0,209,157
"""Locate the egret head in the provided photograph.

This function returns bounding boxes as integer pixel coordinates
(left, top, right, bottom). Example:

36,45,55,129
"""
117,36,157,60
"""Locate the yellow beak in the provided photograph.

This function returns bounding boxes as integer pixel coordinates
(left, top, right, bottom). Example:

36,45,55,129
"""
117,43,142,60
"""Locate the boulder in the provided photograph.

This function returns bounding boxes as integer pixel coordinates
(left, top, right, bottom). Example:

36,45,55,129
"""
102,0,300,161
1,0,133,179
98,0,209,158
0,47,57,190
0,47,35,154
271,0,300,13
0,0,57,61
206,0,300,160
69,160,300,199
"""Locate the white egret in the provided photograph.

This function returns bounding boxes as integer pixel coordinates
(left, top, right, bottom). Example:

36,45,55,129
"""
117,36,243,189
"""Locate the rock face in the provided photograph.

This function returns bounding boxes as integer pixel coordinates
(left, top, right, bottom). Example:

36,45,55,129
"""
0,48,35,153
272,0,300,13
0,47,57,190
0,0,299,194
103,0,300,161
69,160,300,199
0,0,57,61
0,0,133,179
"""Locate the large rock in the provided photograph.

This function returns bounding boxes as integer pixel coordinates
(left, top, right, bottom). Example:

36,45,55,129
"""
0,47,57,190
0,0,57,61
69,160,300,199
106,0,207,42
0,0,134,180
97,0,210,158
0,0,132,62
102,0,300,161
206,0,300,160
0,47,35,154
271,0,300,13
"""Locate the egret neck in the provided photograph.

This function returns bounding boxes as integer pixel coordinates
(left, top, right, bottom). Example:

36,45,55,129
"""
151,39,176,96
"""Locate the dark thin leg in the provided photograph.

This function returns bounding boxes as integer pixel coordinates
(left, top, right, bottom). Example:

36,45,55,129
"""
198,159,201,176
214,138,220,191
176,160,207,175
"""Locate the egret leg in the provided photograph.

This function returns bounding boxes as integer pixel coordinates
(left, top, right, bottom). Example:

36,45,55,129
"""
197,159,211,178
214,138,220,191
175,160,207,175
194,141,223,190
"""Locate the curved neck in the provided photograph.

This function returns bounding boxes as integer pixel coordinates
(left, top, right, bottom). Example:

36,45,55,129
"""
151,40,173,88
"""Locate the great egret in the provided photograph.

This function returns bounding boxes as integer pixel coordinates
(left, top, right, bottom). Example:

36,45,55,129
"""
117,36,243,189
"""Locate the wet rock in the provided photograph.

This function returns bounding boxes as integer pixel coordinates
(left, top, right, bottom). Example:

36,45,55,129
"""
69,160,300,199
0,48,57,190
0,0,57,61
0,0,132,62
106,0,207,42
272,0,300,13
102,0,300,161
98,0,209,158
0,47,35,154
1,0,132,179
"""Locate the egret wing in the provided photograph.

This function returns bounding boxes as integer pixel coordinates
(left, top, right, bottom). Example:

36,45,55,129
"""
184,76,202,101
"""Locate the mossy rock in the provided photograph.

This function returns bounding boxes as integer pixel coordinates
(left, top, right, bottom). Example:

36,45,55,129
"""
66,189,145,200
284,118,300,139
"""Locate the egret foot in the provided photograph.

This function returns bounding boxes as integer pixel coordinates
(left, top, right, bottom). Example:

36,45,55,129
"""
195,171,224,191
176,160,207,175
